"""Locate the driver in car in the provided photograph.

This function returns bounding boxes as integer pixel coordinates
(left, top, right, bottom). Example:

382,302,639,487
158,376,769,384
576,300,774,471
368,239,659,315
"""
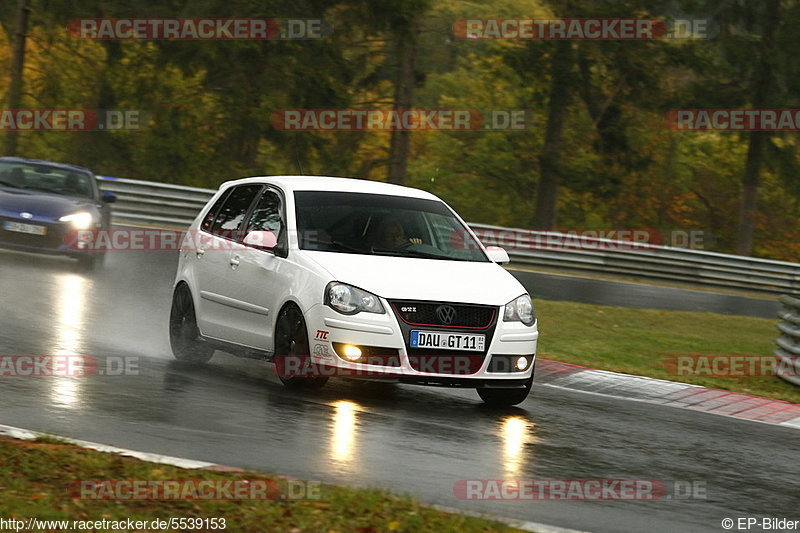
372,217,422,249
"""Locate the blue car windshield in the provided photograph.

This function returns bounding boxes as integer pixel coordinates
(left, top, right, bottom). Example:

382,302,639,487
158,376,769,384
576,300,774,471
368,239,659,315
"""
0,161,94,199
294,190,489,262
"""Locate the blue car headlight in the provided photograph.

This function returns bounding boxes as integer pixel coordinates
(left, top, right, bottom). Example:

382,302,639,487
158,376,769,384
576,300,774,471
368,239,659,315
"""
59,211,94,230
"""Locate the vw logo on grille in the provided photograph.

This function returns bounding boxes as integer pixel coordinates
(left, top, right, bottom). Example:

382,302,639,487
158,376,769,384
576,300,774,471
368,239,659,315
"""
19,212,33,219
436,305,457,325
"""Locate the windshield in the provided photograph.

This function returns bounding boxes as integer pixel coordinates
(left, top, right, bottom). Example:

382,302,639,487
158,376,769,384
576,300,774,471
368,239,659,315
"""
0,161,95,199
294,190,488,262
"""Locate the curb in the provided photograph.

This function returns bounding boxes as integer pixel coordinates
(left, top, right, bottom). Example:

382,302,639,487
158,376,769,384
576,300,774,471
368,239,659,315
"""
536,359,800,429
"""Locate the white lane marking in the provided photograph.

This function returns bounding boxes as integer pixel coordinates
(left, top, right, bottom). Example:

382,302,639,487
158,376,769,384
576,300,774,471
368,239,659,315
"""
780,416,800,428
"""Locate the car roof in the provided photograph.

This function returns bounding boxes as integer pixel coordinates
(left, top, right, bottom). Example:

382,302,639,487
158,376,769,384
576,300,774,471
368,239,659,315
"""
0,156,93,174
220,175,440,201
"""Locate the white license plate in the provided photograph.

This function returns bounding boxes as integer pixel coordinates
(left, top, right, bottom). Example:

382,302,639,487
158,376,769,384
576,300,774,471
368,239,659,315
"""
410,331,485,352
3,221,47,236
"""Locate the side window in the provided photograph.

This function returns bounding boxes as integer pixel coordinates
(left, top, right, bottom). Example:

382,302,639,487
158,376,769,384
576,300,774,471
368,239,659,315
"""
246,189,283,235
200,191,230,232
210,185,262,239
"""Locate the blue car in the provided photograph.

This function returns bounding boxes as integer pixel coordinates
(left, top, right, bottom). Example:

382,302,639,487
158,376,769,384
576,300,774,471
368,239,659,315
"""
0,157,116,270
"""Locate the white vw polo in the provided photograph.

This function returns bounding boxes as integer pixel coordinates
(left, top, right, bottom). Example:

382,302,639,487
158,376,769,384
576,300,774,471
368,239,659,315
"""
170,176,538,405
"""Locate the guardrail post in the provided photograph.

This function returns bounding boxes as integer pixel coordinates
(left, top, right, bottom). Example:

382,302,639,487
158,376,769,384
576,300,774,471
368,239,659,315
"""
775,295,800,387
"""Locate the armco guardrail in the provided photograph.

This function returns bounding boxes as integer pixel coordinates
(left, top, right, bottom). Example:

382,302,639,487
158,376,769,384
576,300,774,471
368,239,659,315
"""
97,176,800,295
98,176,214,227
774,295,800,386
471,224,800,295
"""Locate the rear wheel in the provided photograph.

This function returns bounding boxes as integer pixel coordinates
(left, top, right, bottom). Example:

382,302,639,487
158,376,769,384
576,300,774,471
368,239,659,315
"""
477,378,533,407
169,284,214,364
274,305,328,389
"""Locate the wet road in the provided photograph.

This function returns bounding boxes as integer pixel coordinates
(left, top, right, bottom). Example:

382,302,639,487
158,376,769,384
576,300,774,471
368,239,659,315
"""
0,247,797,533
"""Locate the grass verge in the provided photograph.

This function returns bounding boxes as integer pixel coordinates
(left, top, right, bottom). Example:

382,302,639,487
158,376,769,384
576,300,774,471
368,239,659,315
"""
536,300,800,404
0,436,522,533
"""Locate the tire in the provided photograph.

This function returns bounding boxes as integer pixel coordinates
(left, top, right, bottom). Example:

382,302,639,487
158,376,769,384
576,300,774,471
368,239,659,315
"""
477,377,533,407
169,284,214,364
274,305,328,389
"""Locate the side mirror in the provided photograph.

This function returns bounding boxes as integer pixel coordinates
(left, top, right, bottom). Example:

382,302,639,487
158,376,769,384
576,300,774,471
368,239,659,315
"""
101,191,117,203
243,230,278,250
485,245,510,264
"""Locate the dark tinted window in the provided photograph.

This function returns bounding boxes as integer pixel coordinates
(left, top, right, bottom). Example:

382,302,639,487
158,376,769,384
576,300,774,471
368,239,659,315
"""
294,191,488,262
246,189,283,234
210,185,262,238
201,190,231,232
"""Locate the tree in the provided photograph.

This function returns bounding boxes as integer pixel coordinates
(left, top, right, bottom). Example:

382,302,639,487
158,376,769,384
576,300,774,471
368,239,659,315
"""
533,38,573,229
3,0,30,155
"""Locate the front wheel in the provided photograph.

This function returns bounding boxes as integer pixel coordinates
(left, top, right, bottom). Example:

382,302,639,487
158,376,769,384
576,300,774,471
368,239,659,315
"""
274,305,328,389
169,284,214,364
477,378,533,407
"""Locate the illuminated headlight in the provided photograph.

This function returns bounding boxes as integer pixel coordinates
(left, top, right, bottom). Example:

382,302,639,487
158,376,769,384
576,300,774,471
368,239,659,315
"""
503,294,536,326
515,356,529,371
59,211,94,229
325,282,385,315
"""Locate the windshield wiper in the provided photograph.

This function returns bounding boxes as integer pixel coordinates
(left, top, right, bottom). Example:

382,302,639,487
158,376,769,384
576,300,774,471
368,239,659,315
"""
370,246,465,261
305,237,366,253
0,179,21,189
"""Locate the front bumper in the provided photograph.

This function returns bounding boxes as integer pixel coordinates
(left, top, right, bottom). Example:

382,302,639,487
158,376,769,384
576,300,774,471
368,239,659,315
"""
300,301,538,386
0,216,99,258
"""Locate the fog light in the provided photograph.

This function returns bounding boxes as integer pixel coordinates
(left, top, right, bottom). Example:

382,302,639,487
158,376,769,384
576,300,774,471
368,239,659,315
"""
341,344,362,361
515,356,529,371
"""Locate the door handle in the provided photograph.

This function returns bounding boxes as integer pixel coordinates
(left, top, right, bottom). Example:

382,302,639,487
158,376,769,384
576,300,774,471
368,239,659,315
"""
196,249,205,257
230,256,240,266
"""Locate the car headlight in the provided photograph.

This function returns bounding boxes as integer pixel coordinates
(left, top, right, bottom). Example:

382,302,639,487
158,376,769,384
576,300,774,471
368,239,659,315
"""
503,294,536,326
59,211,94,229
325,282,385,315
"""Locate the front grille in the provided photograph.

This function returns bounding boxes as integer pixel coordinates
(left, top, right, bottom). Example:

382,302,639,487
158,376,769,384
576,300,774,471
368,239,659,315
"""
390,300,496,329
405,348,486,375
0,217,62,248
390,300,498,375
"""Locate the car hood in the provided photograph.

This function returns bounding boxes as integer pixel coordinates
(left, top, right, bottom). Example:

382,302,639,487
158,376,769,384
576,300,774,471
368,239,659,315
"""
303,251,525,306
0,188,95,220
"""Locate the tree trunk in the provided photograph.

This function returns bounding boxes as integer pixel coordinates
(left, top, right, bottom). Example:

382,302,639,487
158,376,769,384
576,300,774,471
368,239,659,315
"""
533,40,573,229
3,0,30,156
387,28,417,185
734,0,779,256
735,133,766,255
